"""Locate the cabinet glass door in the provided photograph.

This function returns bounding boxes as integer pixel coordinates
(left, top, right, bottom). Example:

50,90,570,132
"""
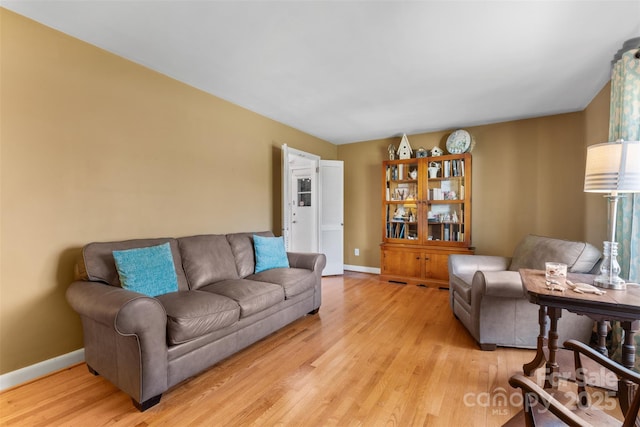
425,157,467,244
383,160,420,242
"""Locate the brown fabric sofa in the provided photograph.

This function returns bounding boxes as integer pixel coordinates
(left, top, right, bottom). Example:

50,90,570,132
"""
67,231,325,411
448,235,602,350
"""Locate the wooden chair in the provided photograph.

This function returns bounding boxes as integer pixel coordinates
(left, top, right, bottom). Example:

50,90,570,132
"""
509,339,640,426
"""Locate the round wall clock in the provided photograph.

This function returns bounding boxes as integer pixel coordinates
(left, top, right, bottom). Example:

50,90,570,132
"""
446,129,475,154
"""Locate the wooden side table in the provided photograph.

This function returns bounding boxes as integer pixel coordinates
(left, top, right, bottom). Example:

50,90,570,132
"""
520,268,640,414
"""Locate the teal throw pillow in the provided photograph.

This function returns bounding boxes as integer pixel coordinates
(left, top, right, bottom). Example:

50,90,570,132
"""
253,235,289,273
112,242,179,297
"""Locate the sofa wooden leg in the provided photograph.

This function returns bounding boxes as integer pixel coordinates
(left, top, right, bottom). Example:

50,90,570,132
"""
133,394,162,411
480,343,497,351
87,364,99,376
308,308,320,315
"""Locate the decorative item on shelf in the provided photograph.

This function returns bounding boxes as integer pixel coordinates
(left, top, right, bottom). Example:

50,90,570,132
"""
584,139,640,290
397,134,413,159
446,129,475,154
416,147,428,158
430,146,443,157
428,161,441,178
393,205,406,219
409,169,418,180
387,144,397,160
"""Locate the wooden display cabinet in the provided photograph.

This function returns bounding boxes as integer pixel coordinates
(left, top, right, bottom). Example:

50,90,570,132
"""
380,153,474,288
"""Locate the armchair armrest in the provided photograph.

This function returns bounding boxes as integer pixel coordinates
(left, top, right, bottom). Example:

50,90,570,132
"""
565,339,640,384
472,270,525,298
287,252,327,273
509,374,590,426
449,255,511,277
510,340,640,426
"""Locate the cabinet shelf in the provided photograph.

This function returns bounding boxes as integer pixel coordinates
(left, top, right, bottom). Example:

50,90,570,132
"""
381,152,473,287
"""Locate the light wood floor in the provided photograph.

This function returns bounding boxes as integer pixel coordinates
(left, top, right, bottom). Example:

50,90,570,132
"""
2,272,549,426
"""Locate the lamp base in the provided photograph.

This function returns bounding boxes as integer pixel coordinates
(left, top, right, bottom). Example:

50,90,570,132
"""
593,275,626,290
593,241,626,290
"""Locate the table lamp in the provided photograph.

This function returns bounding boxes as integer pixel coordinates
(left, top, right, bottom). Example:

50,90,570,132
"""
584,140,640,289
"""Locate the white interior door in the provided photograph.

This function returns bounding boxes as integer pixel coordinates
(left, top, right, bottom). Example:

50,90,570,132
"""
282,144,319,252
290,168,317,252
319,160,344,275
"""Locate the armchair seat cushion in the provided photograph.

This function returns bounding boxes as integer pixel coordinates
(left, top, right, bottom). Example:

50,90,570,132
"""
156,291,240,345
201,279,285,317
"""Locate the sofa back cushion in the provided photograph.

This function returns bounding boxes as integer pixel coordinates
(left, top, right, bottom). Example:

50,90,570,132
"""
226,231,274,278
508,234,601,273
76,238,190,291
178,234,239,290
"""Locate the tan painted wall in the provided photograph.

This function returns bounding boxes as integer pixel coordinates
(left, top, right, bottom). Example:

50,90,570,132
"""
339,109,608,268
0,8,613,375
583,82,611,246
0,9,337,374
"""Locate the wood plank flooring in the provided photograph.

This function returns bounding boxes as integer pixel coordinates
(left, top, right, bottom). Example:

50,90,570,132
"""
1,272,548,426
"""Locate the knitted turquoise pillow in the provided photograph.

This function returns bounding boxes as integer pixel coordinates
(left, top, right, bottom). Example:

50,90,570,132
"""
112,242,179,297
253,235,289,273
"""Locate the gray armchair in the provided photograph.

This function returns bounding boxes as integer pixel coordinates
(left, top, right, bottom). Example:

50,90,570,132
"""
448,235,602,350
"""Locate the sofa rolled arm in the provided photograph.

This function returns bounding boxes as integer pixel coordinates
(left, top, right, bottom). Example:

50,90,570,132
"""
66,281,169,405
471,270,525,299
67,281,166,330
449,255,511,277
287,252,327,273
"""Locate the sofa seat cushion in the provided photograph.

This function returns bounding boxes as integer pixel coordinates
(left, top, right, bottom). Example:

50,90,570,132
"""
156,290,240,345
450,273,474,304
250,268,315,299
201,279,285,317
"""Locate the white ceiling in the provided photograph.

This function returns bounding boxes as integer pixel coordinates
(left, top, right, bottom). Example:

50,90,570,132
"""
3,1,639,144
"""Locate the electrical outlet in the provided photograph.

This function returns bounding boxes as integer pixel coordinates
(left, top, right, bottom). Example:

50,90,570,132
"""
354,248,360,256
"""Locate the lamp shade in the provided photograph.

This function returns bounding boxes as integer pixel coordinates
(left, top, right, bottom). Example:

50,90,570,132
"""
584,140,640,193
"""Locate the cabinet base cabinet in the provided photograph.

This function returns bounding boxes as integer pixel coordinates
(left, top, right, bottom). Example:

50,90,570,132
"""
380,245,474,288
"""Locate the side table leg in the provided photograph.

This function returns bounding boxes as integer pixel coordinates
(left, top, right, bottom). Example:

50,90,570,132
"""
524,305,548,376
544,307,562,389
596,321,608,356
619,320,640,416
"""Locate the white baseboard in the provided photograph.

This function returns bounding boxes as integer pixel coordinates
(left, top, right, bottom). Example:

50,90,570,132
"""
0,348,85,391
344,264,380,275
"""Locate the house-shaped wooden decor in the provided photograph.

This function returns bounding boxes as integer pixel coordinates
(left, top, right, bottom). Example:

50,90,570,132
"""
397,134,413,159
